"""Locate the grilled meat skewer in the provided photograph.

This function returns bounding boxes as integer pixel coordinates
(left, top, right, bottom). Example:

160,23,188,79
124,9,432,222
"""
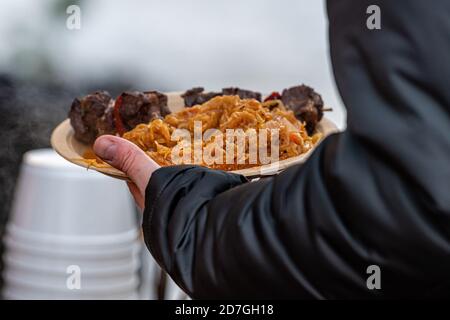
69,90,169,144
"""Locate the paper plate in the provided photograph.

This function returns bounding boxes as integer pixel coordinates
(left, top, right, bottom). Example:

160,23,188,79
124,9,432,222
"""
51,92,339,180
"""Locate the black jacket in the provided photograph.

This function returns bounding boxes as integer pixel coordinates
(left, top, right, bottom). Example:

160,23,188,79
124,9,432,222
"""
142,0,450,299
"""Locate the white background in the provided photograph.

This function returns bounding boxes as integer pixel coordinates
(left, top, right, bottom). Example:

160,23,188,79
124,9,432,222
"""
0,0,346,129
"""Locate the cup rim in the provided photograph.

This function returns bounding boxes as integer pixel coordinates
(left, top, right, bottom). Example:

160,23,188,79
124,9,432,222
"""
3,287,140,300
4,234,141,258
3,252,140,275
4,267,138,286
4,272,139,293
6,224,140,245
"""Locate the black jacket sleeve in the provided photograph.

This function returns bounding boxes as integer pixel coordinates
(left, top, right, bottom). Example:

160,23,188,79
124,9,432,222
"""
142,0,450,299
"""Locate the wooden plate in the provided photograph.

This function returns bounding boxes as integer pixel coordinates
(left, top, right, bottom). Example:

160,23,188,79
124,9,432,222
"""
51,92,339,180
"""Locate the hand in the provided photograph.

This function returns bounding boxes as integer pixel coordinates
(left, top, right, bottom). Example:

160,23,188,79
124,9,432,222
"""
93,135,161,209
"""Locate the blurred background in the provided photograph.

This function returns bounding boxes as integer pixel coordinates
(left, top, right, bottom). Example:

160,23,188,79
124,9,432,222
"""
0,0,345,299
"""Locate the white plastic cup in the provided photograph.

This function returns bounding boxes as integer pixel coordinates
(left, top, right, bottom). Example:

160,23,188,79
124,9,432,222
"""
9,149,138,236
4,149,142,300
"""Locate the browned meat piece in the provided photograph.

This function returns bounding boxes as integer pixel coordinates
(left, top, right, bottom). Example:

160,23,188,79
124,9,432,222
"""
182,87,262,107
96,103,116,136
182,87,221,107
69,90,169,144
118,91,169,130
145,90,171,118
69,91,112,144
281,85,324,134
222,87,262,101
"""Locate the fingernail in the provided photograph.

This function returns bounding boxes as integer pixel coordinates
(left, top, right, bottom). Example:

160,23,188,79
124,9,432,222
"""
94,138,117,161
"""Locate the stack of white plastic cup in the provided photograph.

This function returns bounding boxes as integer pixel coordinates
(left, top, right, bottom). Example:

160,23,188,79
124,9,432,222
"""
2,149,140,300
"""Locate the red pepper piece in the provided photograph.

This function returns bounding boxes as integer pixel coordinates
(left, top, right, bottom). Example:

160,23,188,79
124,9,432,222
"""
264,91,281,102
113,95,126,136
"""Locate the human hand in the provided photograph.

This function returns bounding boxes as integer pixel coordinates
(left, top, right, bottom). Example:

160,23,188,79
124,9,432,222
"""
93,135,161,209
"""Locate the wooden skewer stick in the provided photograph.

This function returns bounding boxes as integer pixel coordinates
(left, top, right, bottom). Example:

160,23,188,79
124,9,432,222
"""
323,107,333,112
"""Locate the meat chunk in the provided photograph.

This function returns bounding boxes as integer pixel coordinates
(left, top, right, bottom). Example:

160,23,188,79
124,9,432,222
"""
222,87,262,101
145,90,171,118
96,103,116,136
118,91,169,130
69,91,112,144
181,87,221,107
281,85,324,134
69,90,169,144
182,87,262,107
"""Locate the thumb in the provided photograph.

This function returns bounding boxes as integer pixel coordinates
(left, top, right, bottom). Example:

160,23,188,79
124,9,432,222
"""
93,135,160,194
